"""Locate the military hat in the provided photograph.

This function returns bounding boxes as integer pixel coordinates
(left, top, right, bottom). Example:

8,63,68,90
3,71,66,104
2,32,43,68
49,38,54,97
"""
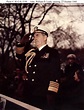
67,54,76,59
33,25,50,37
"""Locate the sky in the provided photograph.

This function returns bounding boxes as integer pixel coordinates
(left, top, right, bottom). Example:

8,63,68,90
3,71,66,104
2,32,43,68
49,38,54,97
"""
32,5,84,49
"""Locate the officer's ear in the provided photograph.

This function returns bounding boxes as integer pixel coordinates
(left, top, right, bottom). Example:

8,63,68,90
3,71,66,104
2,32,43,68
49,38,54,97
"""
43,34,47,41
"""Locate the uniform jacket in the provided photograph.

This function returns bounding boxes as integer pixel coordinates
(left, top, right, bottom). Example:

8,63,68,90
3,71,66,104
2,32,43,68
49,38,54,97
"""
24,45,60,98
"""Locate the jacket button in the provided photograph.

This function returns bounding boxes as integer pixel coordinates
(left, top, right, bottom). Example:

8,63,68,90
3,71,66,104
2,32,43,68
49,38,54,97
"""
29,65,31,67
33,71,35,74
34,65,37,67
32,79,34,81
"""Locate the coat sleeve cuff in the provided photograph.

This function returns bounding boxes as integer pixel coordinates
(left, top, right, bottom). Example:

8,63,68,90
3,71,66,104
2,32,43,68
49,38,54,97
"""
48,81,59,93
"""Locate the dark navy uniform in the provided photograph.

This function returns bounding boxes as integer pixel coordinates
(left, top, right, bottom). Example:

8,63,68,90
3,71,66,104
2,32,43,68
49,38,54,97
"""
23,45,60,109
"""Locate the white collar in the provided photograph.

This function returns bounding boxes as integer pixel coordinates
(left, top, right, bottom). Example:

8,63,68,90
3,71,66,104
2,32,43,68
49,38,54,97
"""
38,44,47,51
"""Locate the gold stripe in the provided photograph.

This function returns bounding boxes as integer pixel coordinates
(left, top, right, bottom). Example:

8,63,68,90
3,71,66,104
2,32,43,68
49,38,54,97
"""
48,81,59,93
48,86,59,93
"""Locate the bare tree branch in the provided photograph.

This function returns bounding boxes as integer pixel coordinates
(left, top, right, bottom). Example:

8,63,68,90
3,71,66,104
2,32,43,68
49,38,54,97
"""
38,3,54,25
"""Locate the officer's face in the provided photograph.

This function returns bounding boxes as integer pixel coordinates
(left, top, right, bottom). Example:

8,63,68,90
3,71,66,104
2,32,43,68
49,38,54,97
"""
34,31,47,48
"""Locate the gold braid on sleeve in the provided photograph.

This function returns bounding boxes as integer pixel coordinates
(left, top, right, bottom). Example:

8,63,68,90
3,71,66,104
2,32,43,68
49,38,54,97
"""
25,49,36,73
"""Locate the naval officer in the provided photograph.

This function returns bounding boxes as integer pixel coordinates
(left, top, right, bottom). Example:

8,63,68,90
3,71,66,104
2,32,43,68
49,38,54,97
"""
22,25,60,109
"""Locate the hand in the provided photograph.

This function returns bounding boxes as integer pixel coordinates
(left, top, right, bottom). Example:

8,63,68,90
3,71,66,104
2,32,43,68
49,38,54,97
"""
74,71,80,82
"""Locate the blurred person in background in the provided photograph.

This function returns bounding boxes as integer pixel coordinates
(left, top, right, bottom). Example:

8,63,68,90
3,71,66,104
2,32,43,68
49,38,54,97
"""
59,54,83,104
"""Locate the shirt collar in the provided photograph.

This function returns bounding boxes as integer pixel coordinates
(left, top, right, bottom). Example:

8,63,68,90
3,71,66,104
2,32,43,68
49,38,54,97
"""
38,44,47,51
